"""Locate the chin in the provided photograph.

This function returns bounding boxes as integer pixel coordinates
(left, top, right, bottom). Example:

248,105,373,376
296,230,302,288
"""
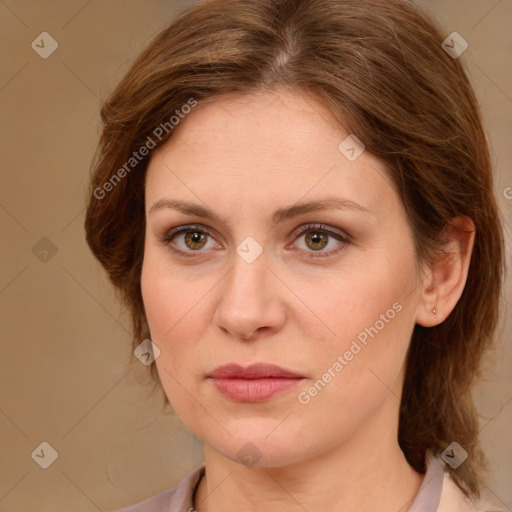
204,431,310,469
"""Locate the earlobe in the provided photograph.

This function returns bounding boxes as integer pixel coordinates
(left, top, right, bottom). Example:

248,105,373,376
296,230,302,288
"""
415,288,440,328
415,216,475,327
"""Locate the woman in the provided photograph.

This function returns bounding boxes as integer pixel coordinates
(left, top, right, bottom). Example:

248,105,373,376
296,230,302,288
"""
84,0,507,510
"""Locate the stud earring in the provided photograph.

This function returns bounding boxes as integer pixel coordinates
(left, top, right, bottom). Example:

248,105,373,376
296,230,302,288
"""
432,307,437,317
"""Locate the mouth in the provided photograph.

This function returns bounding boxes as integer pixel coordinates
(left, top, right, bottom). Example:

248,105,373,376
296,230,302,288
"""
207,363,305,402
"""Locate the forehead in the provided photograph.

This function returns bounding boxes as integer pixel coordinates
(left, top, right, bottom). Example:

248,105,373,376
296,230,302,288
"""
145,89,397,218
152,89,356,165
165,90,341,151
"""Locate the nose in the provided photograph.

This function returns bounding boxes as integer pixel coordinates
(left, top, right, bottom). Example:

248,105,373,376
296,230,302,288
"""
213,250,286,341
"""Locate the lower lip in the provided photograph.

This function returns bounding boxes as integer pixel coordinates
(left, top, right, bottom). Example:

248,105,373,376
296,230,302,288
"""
209,377,304,402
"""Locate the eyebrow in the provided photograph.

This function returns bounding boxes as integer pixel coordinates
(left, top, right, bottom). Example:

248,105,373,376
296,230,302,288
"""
148,197,374,225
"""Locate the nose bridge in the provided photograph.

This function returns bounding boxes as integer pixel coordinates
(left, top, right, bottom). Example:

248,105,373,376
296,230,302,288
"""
225,233,269,295
224,246,269,309
214,243,284,339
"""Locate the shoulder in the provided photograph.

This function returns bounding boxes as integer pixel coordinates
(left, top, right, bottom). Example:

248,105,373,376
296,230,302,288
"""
438,471,505,512
110,464,205,512
112,487,177,512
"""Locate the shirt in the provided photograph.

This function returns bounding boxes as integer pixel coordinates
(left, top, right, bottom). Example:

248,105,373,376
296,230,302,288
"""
112,451,504,512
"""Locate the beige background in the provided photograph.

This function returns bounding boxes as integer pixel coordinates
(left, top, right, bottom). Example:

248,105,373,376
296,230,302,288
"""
0,1,510,510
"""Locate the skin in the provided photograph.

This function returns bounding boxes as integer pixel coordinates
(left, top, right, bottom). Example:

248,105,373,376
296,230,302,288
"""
141,89,475,512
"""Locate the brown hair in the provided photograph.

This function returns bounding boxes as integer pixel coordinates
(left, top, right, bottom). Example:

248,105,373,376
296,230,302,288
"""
84,0,506,499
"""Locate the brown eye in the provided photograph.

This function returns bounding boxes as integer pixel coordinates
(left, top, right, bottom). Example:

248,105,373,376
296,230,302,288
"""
161,224,220,256
291,224,352,258
304,231,329,251
183,231,208,250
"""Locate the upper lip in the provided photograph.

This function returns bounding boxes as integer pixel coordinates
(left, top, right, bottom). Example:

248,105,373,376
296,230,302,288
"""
208,363,303,379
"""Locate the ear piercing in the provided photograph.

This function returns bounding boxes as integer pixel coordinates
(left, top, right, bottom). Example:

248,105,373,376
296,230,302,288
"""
432,307,437,317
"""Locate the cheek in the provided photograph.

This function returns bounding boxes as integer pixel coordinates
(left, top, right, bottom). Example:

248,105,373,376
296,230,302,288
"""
141,264,172,339
315,298,408,390
140,253,212,375
141,249,196,337
318,269,407,350
140,256,188,366
303,263,414,400
295,299,411,440
141,262,200,412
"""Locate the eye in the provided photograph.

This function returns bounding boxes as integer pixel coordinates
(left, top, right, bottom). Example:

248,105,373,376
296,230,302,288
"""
159,222,351,259
289,223,351,258
160,224,220,256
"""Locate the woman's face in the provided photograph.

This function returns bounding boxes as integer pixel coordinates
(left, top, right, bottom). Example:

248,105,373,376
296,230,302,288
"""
141,89,426,467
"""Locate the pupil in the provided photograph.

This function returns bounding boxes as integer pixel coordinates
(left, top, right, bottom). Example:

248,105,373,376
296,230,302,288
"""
307,231,327,251
185,231,205,250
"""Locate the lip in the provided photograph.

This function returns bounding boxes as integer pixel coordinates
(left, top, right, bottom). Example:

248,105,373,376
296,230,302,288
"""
207,363,305,403
208,363,303,379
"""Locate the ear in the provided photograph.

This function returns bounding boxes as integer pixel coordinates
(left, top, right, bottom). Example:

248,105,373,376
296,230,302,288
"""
415,216,476,327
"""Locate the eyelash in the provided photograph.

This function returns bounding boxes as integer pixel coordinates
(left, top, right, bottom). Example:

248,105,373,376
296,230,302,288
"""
159,223,352,259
